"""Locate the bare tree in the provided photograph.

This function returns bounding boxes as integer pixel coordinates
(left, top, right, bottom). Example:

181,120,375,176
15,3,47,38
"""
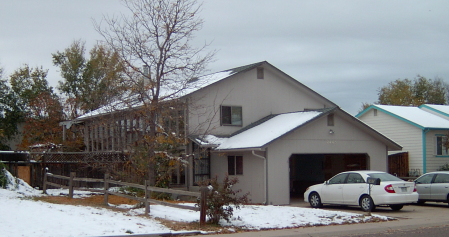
93,0,214,185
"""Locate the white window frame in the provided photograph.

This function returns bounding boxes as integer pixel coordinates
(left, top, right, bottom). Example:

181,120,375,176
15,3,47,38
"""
436,135,449,156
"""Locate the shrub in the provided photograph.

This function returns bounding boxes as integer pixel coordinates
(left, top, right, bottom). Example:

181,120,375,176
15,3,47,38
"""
0,163,7,188
197,174,250,224
438,163,449,171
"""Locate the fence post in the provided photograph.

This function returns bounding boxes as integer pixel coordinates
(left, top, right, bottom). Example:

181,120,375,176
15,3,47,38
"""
200,186,208,226
42,170,48,194
69,172,75,198
145,180,150,215
104,173,110,206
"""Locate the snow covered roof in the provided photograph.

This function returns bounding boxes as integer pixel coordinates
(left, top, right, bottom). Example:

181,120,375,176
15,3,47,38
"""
366,104,449,129
419,104,449,117
194,111,324,150
76,62,265,120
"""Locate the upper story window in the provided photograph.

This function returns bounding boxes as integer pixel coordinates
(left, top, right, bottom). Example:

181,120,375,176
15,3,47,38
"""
221,106,242,126
436,135,449,156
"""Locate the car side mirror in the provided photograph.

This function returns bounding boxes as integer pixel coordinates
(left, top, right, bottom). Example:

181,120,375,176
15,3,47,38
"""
324,181,328,185
367,177,381,185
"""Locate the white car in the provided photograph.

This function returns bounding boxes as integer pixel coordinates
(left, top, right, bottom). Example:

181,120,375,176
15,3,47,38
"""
304,171,418,211
415,171,449,205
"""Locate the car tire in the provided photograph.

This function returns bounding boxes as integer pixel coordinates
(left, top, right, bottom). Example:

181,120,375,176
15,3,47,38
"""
389,204,404,211
309,192,323,208
360,195,375,212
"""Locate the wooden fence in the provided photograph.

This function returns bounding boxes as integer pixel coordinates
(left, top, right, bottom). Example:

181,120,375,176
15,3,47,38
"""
43,172,208,225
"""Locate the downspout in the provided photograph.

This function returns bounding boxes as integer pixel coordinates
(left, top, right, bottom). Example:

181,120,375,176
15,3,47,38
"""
422,128,429,174
252,150,267,205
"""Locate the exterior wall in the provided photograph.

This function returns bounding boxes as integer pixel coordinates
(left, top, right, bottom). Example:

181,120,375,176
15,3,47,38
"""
209,150,266,204
186,64,334,136
424,130,449,172
263,111,389,205
358,108,423,174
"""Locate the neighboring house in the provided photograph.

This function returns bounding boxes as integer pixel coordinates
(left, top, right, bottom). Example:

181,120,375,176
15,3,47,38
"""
357,104,449,177
65,61,401,205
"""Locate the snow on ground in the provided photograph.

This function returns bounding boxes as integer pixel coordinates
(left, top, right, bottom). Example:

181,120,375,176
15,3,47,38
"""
1,170,392,237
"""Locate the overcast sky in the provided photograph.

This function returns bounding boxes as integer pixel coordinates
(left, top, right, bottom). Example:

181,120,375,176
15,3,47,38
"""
1,0,449,115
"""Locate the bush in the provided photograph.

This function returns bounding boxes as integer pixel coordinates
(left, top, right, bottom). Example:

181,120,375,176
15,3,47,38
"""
197,174,250,224
438,163,449,171
0,163,7,188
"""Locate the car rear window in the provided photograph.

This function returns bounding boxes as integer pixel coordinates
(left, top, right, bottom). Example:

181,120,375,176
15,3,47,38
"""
367,173,403,181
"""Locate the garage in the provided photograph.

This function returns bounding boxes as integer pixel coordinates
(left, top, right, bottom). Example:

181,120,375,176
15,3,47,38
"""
289,153,368,198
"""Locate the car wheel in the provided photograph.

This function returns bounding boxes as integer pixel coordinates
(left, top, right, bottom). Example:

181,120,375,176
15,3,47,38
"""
309,192,323,208
360,195,375,212
389,204,404,211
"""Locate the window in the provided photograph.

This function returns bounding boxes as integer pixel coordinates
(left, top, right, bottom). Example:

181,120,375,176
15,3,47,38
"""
346,173,365,183
221,106,242,126
436,136,449,156
228,156,243,175
434,174,449,183
328,173,347,184
327,114,334,126
415,174,434,184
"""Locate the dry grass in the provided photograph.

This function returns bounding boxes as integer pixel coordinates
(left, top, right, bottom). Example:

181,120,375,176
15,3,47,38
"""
33,194,232,233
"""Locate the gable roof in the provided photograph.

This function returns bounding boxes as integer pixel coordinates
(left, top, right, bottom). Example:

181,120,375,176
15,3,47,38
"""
194,106,402,151
357,104,449,130
193,110,327,150
76,61,336,120
419,104,449,118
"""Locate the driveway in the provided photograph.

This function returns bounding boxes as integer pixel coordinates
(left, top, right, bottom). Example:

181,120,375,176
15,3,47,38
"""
203,201,449,237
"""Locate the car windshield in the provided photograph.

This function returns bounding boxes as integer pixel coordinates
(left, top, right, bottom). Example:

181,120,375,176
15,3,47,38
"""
367,172,403,181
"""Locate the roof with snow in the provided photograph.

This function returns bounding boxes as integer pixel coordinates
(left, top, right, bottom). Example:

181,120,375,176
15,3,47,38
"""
76,62,265,120
193,110,326,150
357,104,449,130
419,104,449,117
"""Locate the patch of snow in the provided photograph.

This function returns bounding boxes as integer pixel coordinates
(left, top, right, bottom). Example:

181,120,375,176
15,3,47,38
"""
217,111,322,149
1,169,392,237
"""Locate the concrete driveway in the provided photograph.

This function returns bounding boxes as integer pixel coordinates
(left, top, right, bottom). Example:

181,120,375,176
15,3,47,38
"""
203,201,449,237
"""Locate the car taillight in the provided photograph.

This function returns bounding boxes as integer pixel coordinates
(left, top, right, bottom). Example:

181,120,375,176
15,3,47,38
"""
413,183,417,192
384,184,395,193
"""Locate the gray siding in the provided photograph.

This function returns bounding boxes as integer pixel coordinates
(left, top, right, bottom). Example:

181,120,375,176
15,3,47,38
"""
187,65,334,136
263,111,388,205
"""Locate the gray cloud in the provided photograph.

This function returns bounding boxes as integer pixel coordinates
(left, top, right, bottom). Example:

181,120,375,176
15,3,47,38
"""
1,0,449,115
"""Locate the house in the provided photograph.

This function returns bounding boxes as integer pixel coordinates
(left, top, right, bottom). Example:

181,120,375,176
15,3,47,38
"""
356,104,449,177
66,61,401,205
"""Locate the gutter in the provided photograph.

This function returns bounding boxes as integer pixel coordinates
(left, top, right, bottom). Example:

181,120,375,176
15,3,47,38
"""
252,150,267,205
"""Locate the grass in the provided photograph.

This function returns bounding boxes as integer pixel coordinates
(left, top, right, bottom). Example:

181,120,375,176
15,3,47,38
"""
33,194,235,233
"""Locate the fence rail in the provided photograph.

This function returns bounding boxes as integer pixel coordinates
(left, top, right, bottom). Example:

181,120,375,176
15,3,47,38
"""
43,172,208,225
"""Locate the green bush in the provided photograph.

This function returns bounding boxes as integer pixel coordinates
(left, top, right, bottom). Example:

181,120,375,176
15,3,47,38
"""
438,163,449,171
0,163,7,188
197,174,250,224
